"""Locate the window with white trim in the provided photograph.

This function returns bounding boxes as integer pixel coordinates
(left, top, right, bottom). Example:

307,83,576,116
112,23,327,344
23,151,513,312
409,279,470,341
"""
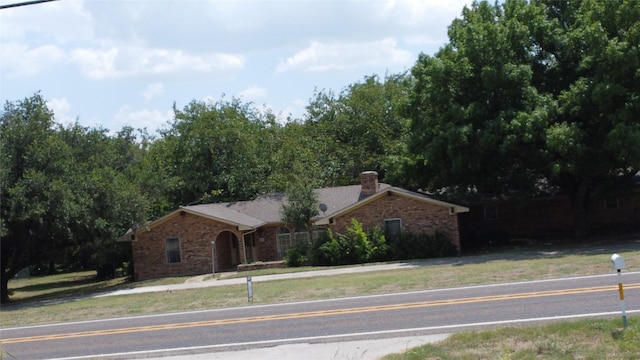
165,237,181,263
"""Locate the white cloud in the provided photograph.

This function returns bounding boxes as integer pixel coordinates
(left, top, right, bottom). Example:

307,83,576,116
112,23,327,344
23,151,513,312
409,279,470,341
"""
142,82,164,101
112,106,173,132
0,43,65,77
69,47,118,80
47,97,75,124
238,85,267,101
0,0,94,43
276,38,413,73
70,46,245,80
378,0,469,25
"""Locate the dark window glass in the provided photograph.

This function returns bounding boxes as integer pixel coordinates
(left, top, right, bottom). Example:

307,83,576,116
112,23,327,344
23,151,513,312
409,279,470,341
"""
166,237,181,263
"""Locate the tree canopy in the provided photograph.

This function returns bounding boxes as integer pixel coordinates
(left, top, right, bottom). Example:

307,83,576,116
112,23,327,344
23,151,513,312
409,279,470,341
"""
406,0,640,236
0,94,150,302
304,74,412,186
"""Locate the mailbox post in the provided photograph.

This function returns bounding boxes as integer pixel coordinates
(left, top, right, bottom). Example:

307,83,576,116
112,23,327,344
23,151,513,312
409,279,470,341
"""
611,253,627,329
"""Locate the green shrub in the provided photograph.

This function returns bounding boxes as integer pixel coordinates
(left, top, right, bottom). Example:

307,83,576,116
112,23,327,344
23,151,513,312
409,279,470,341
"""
392,230,456,260
285,242,309,267
307,232,332,266
310,220,392,266
310,219,370,266
366,226,391,262
299,219,456,267
345,219,371,263
318,230,358,265
427,231,458,257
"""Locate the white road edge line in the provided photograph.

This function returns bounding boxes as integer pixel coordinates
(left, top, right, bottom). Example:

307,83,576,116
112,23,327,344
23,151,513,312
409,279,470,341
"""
49,310,640,360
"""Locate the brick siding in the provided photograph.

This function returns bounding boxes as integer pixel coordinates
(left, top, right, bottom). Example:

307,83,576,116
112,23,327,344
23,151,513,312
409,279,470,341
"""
329,192,462,249
131,194,463,281
133,212,240,280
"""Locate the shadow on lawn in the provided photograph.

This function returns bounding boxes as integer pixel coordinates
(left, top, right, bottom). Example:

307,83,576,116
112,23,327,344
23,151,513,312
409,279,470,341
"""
412,233,640,268
10,274,97,293
3,274,131,309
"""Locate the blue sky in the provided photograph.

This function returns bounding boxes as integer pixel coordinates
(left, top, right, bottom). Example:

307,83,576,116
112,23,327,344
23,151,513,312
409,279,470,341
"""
0,0,471,134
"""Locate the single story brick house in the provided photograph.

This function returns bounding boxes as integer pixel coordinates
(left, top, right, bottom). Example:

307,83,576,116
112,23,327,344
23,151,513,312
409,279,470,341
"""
123,171,469,281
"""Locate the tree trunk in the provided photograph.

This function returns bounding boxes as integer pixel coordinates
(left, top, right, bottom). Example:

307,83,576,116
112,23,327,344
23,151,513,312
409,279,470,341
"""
570,178,590,238
307,225,313,245
1,275,9,304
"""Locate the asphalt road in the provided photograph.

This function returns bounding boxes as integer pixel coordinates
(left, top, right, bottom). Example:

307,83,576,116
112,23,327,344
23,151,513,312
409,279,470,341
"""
2,271,639,359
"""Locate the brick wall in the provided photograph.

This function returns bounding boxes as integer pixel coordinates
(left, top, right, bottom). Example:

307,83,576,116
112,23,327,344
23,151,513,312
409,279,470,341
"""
256,226,280,261
329,192,462,249
132,213,285,281
133,212,241,281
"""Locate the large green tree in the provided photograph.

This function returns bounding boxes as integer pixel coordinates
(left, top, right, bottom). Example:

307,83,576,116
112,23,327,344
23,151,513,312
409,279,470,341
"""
305,74,412,186
60,125,150,277
1,94,150,302
150,98,281,208
1,94,76,302
265,120,322,191
407,0,640,237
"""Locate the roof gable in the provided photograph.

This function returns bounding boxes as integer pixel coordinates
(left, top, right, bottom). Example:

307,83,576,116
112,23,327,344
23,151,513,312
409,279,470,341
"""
314,187,469,225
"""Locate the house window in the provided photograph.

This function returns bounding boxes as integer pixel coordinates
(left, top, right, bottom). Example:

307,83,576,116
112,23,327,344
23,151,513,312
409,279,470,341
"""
165,237,181,263
276,227,327,258
384,219,402,242
605,197,619,210
484,205,498,220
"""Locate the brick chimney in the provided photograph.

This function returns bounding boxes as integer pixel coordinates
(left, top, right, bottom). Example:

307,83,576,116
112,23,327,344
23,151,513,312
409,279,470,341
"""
360,171,379,198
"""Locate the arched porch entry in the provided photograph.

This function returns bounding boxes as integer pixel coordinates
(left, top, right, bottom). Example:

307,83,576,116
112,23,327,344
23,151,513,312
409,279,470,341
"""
214,230,241,271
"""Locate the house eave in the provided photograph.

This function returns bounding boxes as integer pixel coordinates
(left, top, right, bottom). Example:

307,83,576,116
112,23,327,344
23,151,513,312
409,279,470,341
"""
124,207,266,236
180,207,265,231
319,188,469,222
315,217,331,226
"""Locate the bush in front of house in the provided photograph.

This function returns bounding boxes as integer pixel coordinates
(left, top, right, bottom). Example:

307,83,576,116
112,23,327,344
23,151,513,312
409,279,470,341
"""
390,230,457,260
299,219,454,267
366,225,391,262
309,219,390,266
285,242,309,267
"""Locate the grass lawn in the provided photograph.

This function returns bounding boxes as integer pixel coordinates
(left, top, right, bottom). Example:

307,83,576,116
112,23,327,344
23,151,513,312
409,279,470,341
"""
382,318,640,359
1,237,639,358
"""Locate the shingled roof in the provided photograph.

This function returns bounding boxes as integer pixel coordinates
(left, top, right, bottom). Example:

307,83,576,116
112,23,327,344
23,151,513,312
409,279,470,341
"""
182,182,393,229
128,171,468,235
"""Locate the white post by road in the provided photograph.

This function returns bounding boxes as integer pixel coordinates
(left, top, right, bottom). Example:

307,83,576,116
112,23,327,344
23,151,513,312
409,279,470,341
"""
611,253,627,329
247,276,254,303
